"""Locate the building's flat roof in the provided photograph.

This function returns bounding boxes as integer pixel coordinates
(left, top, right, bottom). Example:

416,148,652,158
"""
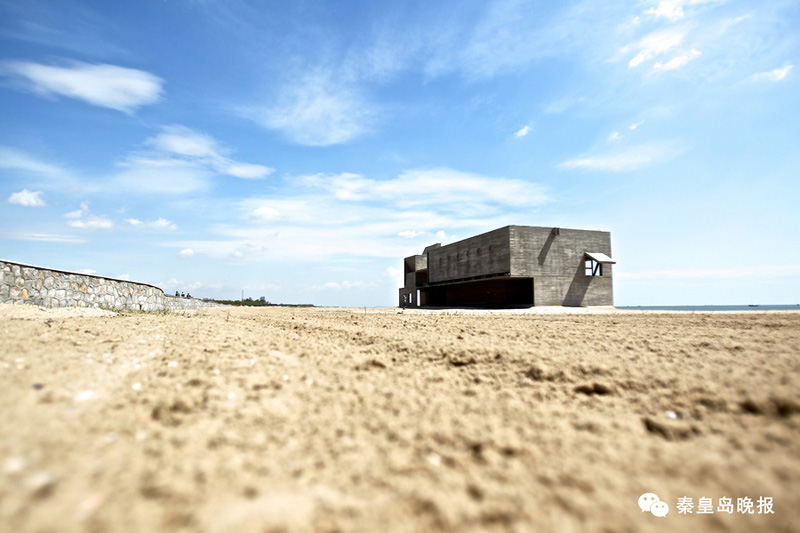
421,225,610,255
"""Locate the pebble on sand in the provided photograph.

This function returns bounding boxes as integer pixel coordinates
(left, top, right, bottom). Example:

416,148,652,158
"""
3,456,28,474
75,390,95,402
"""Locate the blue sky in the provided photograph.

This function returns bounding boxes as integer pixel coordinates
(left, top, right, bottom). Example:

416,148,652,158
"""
1,0,798,306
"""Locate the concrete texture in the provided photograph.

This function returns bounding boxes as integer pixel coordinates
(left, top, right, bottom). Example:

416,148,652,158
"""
400,225,614,307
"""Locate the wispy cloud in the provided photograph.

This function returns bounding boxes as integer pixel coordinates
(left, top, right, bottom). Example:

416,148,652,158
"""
0,1,130,59
2,232,86,243
114,157,213,195
0,146,66,178
247,72,376,146
113,125,273,194
560,143,680,172
624,27,686,68
175,167,547,262
178,248,194,258
7,189,46,207
749,65,792,82
146,125,273,179
300,168,548,209
653,49,701,71
4,60,164,113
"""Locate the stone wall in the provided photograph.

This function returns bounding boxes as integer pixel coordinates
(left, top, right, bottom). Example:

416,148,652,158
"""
164,295,226,312
0,259,225,312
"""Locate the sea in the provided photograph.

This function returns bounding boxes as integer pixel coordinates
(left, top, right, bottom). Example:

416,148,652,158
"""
617,305,800,312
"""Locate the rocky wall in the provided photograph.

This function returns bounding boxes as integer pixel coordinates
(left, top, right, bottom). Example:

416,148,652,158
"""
0,260,224,312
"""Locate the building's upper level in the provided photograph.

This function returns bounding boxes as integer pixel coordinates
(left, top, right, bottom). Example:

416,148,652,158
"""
402,225,613,288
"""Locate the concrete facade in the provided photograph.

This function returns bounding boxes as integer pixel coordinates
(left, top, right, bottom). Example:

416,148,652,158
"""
0,259,225,312
399,225,614,308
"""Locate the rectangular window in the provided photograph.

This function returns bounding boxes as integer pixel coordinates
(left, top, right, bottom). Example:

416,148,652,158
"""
585,259,602,276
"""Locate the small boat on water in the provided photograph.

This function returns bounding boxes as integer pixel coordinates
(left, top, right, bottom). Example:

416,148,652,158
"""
748,304,759,307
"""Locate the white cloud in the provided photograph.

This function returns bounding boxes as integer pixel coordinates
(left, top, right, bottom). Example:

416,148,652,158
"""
63,202,113,230
653,49,701,71
625,28,686,68
125,217,177,230
64,202,89,219
629,120,645,131
147,127,217,157
608,132,622,142
560,143,680,172
644,0,721,21
179,248,195,257
386,266,402,280
78,269,97,275
149,218,177,230
301,168,548,209
145,125,274,180
186,167,546,264
114,157,213,195
645,1,688,21
315,280,372,291
515,125,532,137
249,206,280,221
299,172,373,201
68,216,113,230
384,168,548,208
5,60,164,113
750,65,792,82
2,232,86,243
223,162,273,179
248,73,376,146
7,189,46,207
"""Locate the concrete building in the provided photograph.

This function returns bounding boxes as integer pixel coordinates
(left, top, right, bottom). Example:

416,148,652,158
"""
398,225,615,308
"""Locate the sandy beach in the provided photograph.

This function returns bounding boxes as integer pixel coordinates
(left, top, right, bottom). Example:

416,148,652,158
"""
1,304,799,532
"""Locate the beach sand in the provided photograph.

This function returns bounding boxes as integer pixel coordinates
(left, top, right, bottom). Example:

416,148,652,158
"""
1,304,799,531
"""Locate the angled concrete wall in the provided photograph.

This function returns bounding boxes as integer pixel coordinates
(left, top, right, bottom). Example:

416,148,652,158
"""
0,259,224,312
509,226,613,306
427,227,511,283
